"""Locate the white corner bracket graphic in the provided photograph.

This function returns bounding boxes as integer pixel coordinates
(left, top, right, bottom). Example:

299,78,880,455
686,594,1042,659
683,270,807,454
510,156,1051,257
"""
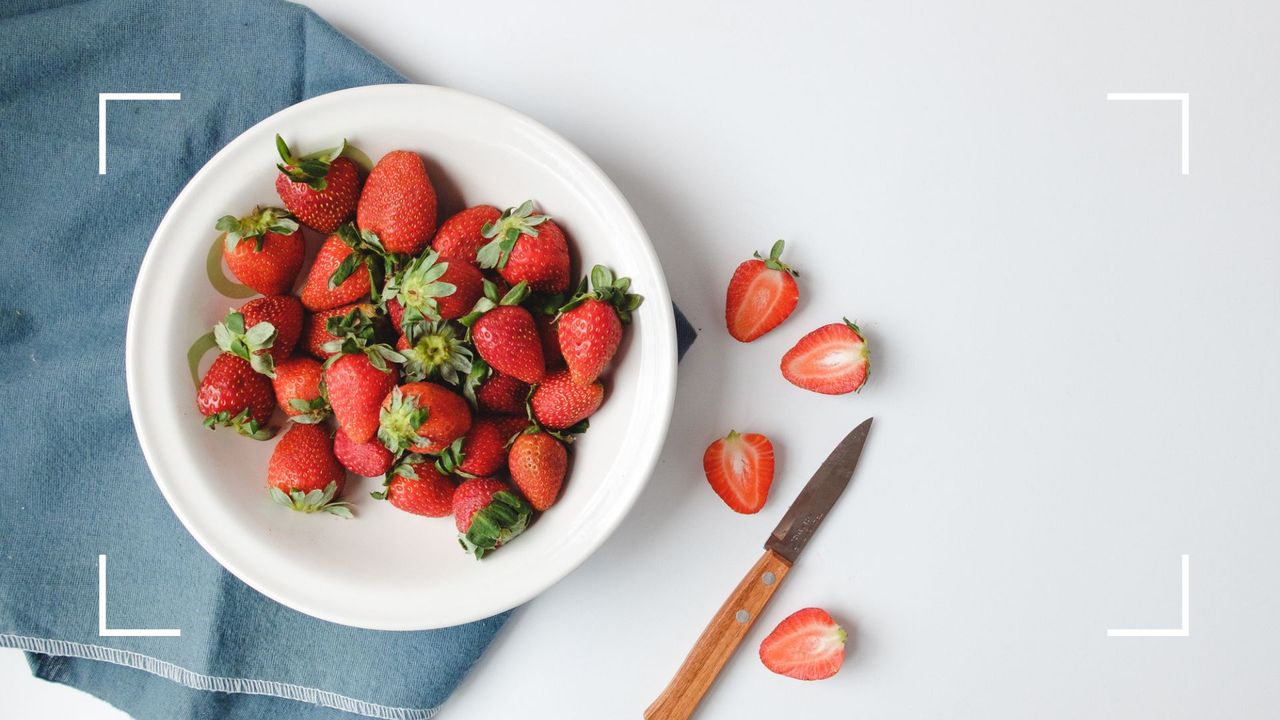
98,554,181,637
1107,554,1190,638
1105,92,1190,175
98,92,182,175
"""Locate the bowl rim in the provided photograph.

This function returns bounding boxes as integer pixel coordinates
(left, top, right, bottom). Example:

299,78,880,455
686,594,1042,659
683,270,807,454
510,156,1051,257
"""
125,83,678,630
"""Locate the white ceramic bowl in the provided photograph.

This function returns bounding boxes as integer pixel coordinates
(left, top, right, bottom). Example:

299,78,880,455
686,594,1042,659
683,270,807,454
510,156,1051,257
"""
126,85,677,630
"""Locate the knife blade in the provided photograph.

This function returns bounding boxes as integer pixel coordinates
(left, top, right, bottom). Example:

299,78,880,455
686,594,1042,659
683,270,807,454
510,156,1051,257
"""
644,418,874,720
765,416,874,563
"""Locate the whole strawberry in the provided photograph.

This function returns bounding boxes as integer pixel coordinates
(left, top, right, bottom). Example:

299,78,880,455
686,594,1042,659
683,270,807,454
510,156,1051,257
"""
300,230,374,311
272,356,327,423
726,239,799,342
508,429,567,511
373,457,455,517
274,136,360,234
357,150,437,255
453,478,531,559
433,205,502,264
384,251,484,338
215,207,304,295
197,353,274,439
529,369,602,430
333,427,394,477
557,265,644,385
378,382,472,455
436,415,528,478
323,329,404,443
240,296,302,362
302,303,376,359
467,281,545,384
476,201,570,294
780,319,870,395
267,423,352,517
475,372,531,415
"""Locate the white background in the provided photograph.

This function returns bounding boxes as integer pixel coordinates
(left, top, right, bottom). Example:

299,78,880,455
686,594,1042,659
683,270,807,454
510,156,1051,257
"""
5,0,1280,717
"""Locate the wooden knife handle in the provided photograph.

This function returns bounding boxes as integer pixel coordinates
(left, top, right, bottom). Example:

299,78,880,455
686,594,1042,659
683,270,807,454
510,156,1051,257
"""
644,549,792,720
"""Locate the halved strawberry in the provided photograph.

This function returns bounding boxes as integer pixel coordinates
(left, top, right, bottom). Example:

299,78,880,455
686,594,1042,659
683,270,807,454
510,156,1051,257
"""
725,239,798,342
780,319,870,395
702,430,774,514
759,608,847,680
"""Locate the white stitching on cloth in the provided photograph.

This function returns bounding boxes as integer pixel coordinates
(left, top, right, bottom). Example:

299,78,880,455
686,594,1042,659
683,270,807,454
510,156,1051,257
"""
0,634,438,720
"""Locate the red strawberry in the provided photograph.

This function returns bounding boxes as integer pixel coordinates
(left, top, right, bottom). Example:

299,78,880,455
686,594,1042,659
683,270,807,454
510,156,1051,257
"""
433,205,502,264
437,415,528,478
376,459,455,518
702,430,774,513
266,423,351,517
378,382,472,454
239,295,303,362
725,240,799,342
333,427,394,477
476,201,570,293
386,296,405,333
302,303,375,359
388,252,484,336
557,265,644,385
324,352,399,443
475,372,530,415
453,478,531,558
530,369,602,430
196,353,274,439
357,150,437,255
216,207,304,295
472,305,545,384
759,608,847,680
301,232,373,311
272,356,327,423
780,319,870,395
508,430,567,511
273,136,360,234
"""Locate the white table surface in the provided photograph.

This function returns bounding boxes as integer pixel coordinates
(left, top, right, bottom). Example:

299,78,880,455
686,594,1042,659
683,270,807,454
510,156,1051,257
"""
6,0,1280,717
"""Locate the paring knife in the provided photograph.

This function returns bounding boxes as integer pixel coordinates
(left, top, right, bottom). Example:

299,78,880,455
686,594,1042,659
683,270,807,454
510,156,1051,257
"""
644,417,874,720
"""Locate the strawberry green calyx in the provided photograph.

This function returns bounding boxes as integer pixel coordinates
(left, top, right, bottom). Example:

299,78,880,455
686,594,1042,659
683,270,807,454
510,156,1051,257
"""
433,437,475,478
377,387,431,454
215,206,299,253
269,481,353,518
320,308,404,373
522,412,586,444
275,135,348,191
400,320,473,384
755,239,798,277
287,396,329,424
459,490,531,559
458,279,530,327
384,251,457,336
329,223,394,301
213,311,277,377
203,407,273,440
459,357,491,408
476,200,548,269
842,316,871,386
558,265,645,323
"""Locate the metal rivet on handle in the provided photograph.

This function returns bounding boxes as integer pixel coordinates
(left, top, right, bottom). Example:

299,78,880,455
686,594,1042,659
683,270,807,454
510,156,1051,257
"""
761,571,776,586
735,609,750,623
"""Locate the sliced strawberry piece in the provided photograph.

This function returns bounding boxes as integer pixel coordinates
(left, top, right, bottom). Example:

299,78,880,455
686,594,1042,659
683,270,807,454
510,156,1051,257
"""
725,239,798,342
780,319,870,395
759,608,847,680
702,430,774,514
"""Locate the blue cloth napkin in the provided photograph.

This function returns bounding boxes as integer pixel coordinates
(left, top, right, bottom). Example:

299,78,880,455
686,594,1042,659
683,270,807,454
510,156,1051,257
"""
0,1,696,718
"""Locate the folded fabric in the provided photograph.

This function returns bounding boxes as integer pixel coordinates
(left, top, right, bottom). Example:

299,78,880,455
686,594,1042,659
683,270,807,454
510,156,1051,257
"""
0,1,696,718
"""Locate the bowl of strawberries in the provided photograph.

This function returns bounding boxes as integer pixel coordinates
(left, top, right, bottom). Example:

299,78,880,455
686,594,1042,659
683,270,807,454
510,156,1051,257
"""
126,84,677,630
